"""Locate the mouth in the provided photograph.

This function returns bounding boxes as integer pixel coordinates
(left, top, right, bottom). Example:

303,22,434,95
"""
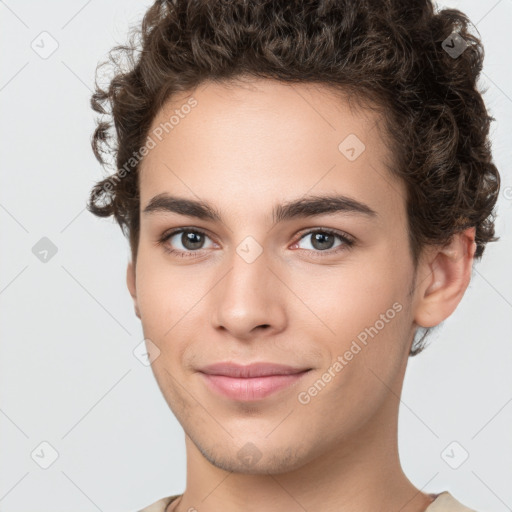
198,362,312,401
198,361,312,378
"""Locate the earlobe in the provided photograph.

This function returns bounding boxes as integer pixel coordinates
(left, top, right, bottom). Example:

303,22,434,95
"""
414,227,476,328
126,260,141,319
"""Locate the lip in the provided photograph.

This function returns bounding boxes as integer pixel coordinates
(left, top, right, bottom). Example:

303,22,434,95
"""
199,362,311,378
198,362,312,401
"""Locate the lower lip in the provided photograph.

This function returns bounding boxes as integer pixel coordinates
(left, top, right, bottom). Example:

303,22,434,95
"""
199,371,310,401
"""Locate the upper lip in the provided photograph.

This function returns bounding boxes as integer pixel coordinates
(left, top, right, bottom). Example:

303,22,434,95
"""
199,362,311,378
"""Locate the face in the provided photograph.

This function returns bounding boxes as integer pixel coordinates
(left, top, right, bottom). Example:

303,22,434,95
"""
128,78,421,473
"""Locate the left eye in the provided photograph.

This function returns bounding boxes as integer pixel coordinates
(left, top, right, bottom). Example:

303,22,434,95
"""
162,229,215,253
293,229,353,252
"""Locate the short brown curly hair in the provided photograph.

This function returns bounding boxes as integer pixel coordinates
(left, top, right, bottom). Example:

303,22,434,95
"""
88,0,501,355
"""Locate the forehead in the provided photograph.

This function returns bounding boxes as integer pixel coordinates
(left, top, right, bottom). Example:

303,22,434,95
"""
138,78,405,224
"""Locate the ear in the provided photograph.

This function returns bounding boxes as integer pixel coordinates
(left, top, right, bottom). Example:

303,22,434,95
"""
126,260,141,319
413,227,477,328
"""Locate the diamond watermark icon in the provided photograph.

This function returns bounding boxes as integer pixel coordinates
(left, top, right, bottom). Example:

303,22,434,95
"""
237,442,262,468
31,31,59,59
442,32,468,59
31,441,59,469
236,236,263,264
133,338,161,366
32,237,58,263
338,133,366,161
440,440,469,469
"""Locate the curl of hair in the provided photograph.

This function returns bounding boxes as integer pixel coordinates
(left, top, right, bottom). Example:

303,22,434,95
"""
87,0,501,356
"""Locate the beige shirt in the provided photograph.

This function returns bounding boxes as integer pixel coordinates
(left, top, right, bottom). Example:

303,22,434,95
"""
137,491,477,512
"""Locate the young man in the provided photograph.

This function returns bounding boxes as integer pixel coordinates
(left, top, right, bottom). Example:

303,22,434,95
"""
88,1,500,511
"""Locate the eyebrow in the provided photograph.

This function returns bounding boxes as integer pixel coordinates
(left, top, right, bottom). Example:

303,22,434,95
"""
142,193,378,224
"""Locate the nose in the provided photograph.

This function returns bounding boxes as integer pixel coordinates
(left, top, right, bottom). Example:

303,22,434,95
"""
210,245,287,340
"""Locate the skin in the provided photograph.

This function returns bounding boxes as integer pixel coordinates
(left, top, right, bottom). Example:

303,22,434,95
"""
126,78,476,512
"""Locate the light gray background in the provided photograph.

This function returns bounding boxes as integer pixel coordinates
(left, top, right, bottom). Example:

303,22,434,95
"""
0,1,511,511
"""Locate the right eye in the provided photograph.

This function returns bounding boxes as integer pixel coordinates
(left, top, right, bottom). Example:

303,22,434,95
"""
159,228,217,257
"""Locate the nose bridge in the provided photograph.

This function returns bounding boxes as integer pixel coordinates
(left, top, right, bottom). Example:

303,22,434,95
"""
211,239,286,337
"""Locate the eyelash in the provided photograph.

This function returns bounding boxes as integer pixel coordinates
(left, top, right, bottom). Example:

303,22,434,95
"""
157,227,355,259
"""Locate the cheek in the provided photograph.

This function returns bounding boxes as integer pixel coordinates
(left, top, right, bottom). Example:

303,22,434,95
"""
291,255,407,336
135,246,195,311
292,266,410,422
134,251,219,358
287,251,412,385
134,251,180,338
